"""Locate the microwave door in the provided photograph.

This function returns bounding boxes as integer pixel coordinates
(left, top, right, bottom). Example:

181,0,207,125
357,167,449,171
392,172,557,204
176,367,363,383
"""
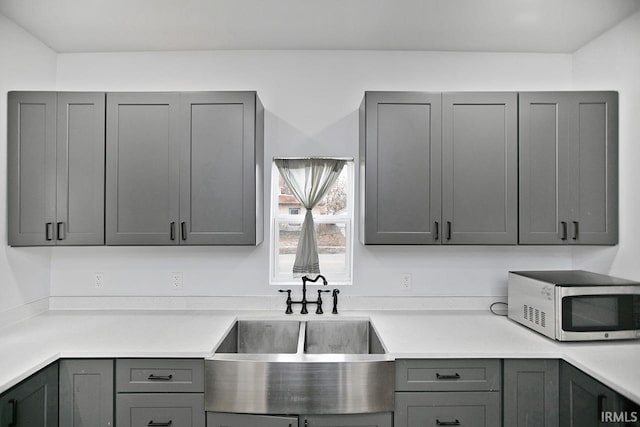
556,286,640,341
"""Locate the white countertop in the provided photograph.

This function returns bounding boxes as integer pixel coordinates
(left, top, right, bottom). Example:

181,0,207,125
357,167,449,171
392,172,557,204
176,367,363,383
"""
1,309,639,404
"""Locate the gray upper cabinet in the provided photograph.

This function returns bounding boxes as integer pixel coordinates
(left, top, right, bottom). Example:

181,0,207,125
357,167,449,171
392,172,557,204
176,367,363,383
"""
360,92,442,244
179,92,263,245
106,91,263,246
106,92,181,245
360,91,517,245
8,91,105,246
519,92,618,245
441,92,518,244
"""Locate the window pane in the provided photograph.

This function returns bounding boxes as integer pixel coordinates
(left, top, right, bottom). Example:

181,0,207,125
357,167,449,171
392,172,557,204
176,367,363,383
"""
277,221,348,279
277,167,348,216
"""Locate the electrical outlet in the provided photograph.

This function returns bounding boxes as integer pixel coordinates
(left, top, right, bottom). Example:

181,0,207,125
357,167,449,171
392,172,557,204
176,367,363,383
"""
400,273,412,291
94,272,104,289
171,272,183,290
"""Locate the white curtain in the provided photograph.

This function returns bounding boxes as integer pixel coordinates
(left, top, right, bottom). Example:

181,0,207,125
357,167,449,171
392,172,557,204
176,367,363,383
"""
275,158,346,277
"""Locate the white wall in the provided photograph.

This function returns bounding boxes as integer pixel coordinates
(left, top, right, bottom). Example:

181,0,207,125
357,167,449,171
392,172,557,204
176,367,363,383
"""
50,50,580,298
0,14,56,314
572,10,640,281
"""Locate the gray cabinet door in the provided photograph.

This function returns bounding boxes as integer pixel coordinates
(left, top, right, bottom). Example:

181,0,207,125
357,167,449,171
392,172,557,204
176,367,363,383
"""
301,413,392,427
395,391,501,427
503,359,559,427
560,362,623,427
207,412,297,427
106,92,181,245
442,92,518,244
0,363,58,427
361,92,442,244
179,92,260,245
7,91,57,246
568,92,618,245
519,93,572,244
117,393,205,427
59,359,113,427
56,92,106,245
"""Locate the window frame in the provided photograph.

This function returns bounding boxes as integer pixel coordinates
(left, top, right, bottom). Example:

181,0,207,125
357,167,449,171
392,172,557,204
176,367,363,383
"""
269,160,354,286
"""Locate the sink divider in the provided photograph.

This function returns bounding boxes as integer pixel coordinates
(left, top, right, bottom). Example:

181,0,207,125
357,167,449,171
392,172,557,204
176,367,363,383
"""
296,321,307,354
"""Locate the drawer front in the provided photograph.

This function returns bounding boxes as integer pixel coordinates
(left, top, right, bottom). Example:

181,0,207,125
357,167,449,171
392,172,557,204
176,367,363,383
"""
395,392,501,427
117,393,205,427
116,359,204,392
396,359,501,391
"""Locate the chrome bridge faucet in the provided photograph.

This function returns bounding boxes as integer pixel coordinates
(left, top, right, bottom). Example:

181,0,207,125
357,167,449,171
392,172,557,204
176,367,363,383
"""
279,275,338,314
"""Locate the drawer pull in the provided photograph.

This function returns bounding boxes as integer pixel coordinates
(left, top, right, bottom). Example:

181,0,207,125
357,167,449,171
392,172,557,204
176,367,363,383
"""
436,419,460,426
147,374,173,381
8,399,18,427
436,373,461,380
148,421,172,427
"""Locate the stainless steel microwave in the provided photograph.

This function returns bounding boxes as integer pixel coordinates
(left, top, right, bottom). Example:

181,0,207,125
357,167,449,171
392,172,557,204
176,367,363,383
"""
508,270,640,341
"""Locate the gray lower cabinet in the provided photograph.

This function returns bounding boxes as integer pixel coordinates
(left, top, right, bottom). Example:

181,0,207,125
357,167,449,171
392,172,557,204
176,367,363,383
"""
519,91,618,245
0,363,58,427
8,91,105,246
395,392,501,427
117,394,205,427
360,91,517,245
59,359,114,427
207,412,298,427
106,91,263,246
503,359,559,427
559,362,627,427
301,413,392,427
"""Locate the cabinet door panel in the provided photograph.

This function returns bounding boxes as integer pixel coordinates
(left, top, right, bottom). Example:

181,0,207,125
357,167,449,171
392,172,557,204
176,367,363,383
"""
519,93,571,244
7,92,57,246
503,359,559,427
569,92,618,244
106,93,180,245
207,412,297,427
442,92,517,244
56,92,105,245
179,92,257,244
0,363,58,427
363,92,442,244
59,359,113,427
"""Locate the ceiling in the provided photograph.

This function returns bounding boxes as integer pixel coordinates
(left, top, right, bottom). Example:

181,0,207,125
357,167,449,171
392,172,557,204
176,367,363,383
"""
1,0,639,53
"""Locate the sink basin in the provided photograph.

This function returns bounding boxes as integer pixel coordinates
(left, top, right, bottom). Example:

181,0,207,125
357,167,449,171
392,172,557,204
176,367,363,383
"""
205,318,394,414
215,320,300,354
304,320,385,354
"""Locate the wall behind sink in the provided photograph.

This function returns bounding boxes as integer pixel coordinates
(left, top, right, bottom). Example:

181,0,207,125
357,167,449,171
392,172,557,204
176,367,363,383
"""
0,14,56,316
50,49,581,299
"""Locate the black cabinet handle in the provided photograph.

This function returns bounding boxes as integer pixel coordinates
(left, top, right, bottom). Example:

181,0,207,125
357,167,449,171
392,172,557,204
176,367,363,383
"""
147,374,173,381
56,222,65,240
148,421,172,427
436,373,461,380
8,399,17,427
572,221,579,240
446,221,452,241
181,222,187,241
170,222,176,241
45,222,53,241
434,221,439,241
436,419,460,426
597,394,607,420
560,221,568,241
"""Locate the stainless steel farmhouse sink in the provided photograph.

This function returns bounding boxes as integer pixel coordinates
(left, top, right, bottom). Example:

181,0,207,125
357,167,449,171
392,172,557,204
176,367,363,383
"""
205,319,394,414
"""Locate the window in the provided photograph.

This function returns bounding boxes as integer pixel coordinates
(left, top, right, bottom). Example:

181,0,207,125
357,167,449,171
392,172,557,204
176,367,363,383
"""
270,161,354,285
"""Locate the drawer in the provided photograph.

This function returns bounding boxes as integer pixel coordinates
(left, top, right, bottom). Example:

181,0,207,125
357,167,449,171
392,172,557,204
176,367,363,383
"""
117,393,205,427
207,412,298,427
396,359,501,392
395,392,501,427
116,359,204,392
